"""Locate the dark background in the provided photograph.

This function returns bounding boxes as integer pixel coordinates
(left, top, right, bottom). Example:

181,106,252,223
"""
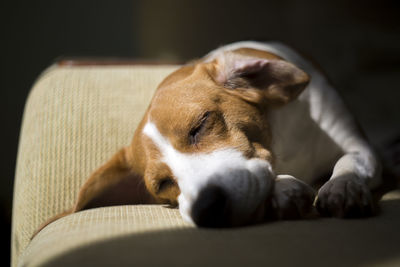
2,0,399,264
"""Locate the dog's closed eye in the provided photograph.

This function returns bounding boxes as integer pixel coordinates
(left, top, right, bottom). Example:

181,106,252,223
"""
189,111,211,145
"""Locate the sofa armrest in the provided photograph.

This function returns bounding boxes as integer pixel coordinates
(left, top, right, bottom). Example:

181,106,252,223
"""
12,62,178,266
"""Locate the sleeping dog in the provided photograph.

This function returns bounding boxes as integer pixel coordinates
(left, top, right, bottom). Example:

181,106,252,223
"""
38,41,382,231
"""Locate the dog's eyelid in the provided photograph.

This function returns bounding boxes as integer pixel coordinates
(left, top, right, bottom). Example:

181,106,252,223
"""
189,111,211,145
198,111,211,124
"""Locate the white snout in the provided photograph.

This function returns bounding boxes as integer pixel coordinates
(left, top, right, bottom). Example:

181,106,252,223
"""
178,157,274,225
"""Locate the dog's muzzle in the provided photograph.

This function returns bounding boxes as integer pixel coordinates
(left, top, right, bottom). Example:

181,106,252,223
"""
177,158,274,227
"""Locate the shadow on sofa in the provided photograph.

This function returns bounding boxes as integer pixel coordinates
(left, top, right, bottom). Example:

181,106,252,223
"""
23,195,400,267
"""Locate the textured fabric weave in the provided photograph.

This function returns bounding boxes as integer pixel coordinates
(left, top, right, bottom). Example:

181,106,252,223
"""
20,193,400,267
12,65,178,266
21,206,192,267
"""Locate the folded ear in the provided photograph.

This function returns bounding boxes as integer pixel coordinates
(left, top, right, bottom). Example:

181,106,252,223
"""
213,52,310,105
73,147,156,212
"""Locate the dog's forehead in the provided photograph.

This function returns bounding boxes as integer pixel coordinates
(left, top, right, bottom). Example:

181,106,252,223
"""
148,99,202,136
153,79,218,107
146,75,219,142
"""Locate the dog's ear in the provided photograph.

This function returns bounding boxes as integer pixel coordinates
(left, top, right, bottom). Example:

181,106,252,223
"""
73,147,156,212
213,53,310,105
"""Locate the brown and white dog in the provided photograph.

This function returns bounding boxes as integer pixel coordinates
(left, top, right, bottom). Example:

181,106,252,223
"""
38,41,382,232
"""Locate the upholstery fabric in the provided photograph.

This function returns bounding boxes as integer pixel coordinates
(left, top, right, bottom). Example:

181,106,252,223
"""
19,192,400,267
12,65,178,266
13,64,400,267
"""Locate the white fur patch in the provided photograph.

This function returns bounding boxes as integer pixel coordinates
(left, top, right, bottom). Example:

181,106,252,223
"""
143,121,274,224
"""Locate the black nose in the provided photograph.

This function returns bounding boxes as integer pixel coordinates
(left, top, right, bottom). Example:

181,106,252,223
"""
190,185,232,228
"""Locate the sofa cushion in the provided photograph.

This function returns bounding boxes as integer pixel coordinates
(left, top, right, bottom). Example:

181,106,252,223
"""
22,191,400,266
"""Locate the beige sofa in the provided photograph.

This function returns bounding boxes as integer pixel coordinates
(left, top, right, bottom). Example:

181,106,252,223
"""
12,61,400,267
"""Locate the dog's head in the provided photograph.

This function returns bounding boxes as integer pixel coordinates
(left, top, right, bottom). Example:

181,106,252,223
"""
74,47,310,227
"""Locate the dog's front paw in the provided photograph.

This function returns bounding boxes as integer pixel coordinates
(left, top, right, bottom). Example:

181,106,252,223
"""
271,175,316,220
315,174,373,218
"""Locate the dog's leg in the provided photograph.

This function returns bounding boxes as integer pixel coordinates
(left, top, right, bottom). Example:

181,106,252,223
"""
291,62,383,217
271,175,316,220
312,94,382,217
